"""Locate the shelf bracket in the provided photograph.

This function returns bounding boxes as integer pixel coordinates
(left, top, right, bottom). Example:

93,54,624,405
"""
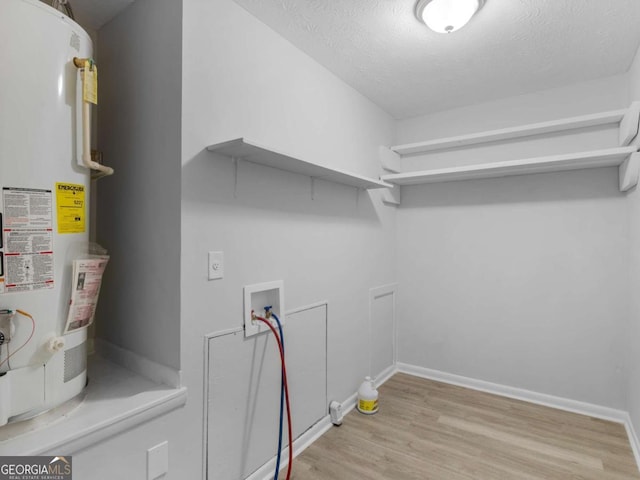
620,152,640,192
379,146,401,206
381,182,401,206
620,102,640,146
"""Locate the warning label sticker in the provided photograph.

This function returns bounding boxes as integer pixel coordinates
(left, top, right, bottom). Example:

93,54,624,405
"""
4,252,54,290
2,187,54,293
3,187,52,228
5,229,53,254
56,182,85,234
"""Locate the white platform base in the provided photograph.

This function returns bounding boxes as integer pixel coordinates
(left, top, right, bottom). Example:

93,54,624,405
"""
0,355,187,456
95,339,182,388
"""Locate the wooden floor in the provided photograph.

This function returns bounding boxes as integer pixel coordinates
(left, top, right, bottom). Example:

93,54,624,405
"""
285,374,640,479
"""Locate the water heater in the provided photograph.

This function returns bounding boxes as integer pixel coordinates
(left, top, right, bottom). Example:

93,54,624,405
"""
0,0,103,425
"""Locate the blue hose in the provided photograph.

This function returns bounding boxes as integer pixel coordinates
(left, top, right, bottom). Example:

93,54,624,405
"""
271,312,285,480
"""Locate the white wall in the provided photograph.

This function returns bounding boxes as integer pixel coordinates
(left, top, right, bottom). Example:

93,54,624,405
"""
95,0,182,370
631,44,640,102
396,76,632,409
179,0,396,476
80,0,397,476
398,74,630,143
627,42,640,438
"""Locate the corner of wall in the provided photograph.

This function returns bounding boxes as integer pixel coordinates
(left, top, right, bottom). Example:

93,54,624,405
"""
623,36,640,466
95,0,182,371
630,42,640,101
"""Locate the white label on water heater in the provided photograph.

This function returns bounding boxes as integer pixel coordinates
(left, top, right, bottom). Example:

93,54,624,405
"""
2,188,52,228
1,187,54,293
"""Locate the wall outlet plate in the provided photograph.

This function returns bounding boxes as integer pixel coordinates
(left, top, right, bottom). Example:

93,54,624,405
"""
243,280,284,338
208,251,224,280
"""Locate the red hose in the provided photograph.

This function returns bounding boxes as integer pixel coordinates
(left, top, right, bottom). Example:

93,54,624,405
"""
255,316,293,480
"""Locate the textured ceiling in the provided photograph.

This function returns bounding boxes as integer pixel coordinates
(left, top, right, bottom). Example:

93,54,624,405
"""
232,0,640,119
59,0,640,118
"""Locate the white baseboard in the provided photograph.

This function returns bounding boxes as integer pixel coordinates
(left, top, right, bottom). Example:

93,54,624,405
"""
374,364,398,389
397,362,627,423
397,363,640,474
95,339,181,388
342,391,358,416
624,413,640,472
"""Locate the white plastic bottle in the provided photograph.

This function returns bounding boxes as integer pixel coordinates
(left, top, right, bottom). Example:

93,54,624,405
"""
357,376,379,415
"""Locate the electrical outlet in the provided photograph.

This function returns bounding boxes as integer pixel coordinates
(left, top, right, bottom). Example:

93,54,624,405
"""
208,251,224,280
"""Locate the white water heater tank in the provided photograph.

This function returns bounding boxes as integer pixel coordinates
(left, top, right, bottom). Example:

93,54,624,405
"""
0,0,94,424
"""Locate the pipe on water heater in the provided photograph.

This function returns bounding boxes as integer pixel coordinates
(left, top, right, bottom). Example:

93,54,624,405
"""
73,57,114,179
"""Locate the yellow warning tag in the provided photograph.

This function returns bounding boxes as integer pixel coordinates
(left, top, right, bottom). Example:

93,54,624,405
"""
56,183,86,234
83,60,98,105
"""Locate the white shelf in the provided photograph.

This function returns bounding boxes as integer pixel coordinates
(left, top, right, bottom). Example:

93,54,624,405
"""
381,147,640,191
392,105,640,156
207,138,392,190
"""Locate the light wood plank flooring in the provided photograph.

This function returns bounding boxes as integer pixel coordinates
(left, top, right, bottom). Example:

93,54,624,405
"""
285,373,640,479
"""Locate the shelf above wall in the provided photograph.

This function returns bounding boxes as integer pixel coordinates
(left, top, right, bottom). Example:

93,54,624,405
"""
391,102,640,156
381,147,640,191
379,103,640,201
207,138,392,190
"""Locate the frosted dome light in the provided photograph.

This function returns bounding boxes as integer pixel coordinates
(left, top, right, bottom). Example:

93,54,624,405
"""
416,0,484,33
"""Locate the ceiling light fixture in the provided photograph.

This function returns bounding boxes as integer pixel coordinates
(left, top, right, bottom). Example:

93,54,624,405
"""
416,0,484,34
